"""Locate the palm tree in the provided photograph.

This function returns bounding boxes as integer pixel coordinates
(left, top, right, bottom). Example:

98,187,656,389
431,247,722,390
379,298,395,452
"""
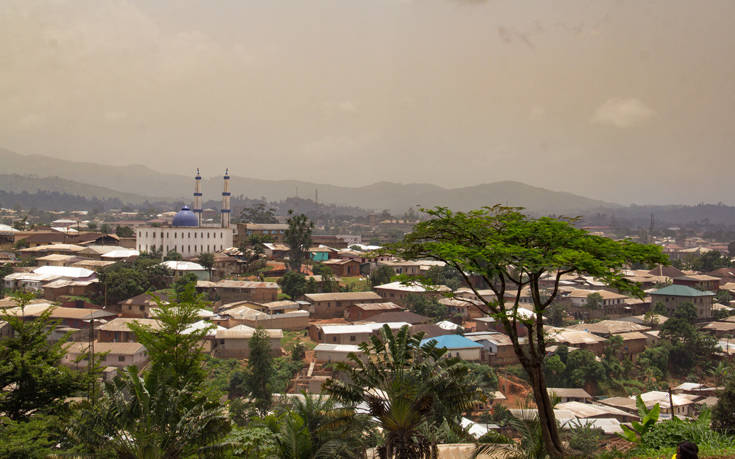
72,366,231,458
262,394,372,458
325,325,482,459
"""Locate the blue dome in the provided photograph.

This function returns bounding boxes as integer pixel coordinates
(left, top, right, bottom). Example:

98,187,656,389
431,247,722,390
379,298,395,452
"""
172,206,199,227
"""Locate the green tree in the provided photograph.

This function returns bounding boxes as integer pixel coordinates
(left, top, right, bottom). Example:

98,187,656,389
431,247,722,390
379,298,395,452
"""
173,273,199,300
240,202,278,224
660,302,717,375
713,367,735,434
325,325,482,459
284,212,313,272
99,223,111,234
246,328,274,416
128,285,213,387
370,264,395,287
87,221,98,230
0,413,72,458
0,292,87,420
72,286,229,456
424,264,465,290
264,394,373,458
545,303,566,327
279,271,307,299
563,350,606,388
115,225,134,237
164,250,183,261
389,205,667,457
585,292,603,309
567,419,604,458
404,293,449,320
96,258,171,305
198,252,215,277
73,366,230,458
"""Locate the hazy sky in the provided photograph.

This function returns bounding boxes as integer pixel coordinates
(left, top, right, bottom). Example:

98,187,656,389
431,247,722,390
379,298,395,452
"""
2,0,734,205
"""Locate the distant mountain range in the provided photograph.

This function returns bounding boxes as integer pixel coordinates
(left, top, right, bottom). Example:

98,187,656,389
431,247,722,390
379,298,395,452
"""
0,148,616,213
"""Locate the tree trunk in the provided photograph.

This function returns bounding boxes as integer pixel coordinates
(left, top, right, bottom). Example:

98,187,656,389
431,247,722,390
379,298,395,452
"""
525,361,565,458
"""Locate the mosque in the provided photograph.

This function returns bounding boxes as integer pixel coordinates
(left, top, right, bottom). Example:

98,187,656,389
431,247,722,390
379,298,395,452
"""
135,169,234,257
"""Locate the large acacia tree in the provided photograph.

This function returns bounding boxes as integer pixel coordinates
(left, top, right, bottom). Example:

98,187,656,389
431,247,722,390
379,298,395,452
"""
389,206,666,457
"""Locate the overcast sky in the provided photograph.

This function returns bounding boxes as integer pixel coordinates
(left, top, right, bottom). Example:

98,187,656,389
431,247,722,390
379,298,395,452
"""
2,0,734,205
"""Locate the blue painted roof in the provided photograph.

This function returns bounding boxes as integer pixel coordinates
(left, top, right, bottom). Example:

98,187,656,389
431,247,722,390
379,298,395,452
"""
172,206,199,227
421,334,483,349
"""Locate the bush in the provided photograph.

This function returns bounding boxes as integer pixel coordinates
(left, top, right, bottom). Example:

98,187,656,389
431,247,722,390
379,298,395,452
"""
477,431,513,444
567,419,604,458
635,410,735,456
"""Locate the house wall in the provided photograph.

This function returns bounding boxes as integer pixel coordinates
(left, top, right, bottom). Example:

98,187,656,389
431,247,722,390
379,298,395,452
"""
217,286,279,303
237,314,309,331
308,297,382,319
136,227,233,258
214,337,281,359
488,344,519,366
650,294,713,320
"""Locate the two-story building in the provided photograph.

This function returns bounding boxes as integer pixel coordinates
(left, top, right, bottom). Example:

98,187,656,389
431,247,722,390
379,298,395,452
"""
649,284,714,320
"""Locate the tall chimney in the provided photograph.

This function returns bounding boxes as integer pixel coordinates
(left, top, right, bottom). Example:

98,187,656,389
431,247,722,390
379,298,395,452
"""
193,168,202,226
221,168,231,228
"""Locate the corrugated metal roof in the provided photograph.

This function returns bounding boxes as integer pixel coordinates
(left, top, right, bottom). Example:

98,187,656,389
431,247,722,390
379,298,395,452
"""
651,284,714,297
33,265,94,278
420,334,482,349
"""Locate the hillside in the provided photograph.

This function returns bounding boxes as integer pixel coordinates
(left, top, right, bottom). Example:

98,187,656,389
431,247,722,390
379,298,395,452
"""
0,174,153,205
0,148,616,213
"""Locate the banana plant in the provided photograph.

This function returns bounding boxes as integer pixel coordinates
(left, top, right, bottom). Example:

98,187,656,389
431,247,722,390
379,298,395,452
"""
618,395,660,443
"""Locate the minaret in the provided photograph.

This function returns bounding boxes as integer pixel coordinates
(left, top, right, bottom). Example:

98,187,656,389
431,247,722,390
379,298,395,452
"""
193,168,203,226
221,168,231,228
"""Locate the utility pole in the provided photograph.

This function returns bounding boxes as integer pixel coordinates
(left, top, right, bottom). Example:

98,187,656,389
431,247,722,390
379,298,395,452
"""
668,387,676,420
87,315,95,405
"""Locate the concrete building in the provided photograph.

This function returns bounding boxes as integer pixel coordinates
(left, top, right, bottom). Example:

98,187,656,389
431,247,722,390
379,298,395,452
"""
673,274,721,292
136,170,234,258
547,388,593,403
309,322,410,345
373,281,451,307
376,260,422,275
200,279,280,303
214,325,282,358
649,284,715,320
420,334,484,361
98,318,161,343
63,341,149,369
344,302,403,322
303,291,383,319
313,343,364,363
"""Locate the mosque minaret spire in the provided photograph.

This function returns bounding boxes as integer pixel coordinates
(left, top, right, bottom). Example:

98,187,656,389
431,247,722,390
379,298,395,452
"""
193,168,203,226
221,168,231,228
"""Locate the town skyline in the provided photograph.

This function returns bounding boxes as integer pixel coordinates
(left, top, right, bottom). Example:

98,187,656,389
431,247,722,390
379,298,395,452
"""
2,0,735,205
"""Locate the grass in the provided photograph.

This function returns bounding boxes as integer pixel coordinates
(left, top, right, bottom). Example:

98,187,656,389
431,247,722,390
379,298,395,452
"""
281,329,316,351
340,276,370,291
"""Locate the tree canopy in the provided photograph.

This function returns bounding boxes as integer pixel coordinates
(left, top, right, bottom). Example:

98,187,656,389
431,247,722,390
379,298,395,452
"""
388,205,667,457
284,212,313,272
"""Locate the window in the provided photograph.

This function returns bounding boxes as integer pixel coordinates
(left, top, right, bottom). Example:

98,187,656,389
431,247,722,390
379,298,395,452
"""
332,337,337,342
161,232,164,238
139,306,145,311
350,335,356,342
118,356,125,362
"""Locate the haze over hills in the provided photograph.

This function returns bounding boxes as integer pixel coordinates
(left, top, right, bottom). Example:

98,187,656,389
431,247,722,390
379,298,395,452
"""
0,148,616,214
